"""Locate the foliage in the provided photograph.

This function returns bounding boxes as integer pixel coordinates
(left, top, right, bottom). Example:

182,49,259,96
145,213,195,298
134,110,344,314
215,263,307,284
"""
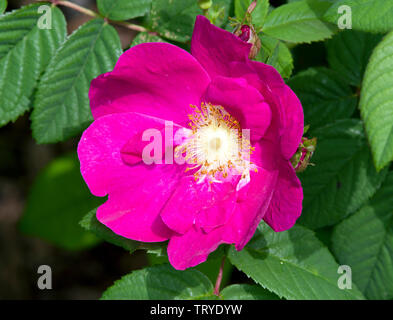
19,154,101,250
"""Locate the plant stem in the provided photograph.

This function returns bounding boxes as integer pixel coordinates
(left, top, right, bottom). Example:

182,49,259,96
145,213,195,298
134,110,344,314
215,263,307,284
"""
213,256,226,296
53,0,97,18
111,20,147,33
47,0,148,33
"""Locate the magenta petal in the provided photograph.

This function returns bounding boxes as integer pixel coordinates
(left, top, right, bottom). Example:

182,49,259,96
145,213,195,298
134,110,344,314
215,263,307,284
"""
167,225,227,270
263,159,303,232
77,112,186,242
89,42,211,126
96,164,183,242
248,60,286,91
195,182,237,233
160,177,237,235
223,167,278,250
229,61,265,91
191,15,251,78
121,121,184,166
276,85,304,159
78,112,168,196
204,76,272,141
250,61,304,159
159,176,200,235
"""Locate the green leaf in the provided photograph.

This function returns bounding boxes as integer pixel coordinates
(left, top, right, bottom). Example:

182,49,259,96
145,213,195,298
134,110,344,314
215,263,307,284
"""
315,226,334,249
97,0,152,21
194,252,232,286
221,284,279,300
19,154,101,250
287,67,357,130
298,119,388,229
0,0,7,14
234,0,252,19
80,208,140,253
147,0,202,42
257,35,293,78
131,31,167,47
206,0,232,28
101,264,215,300
31,19,122,143
147,246,233,287
0,4,66,127
324,0,393,33
360,30,393,171
228,223,364,300
332,172,393,300
326,30,383,87
234,0,269,29
251,0,269,29
263,0,337,43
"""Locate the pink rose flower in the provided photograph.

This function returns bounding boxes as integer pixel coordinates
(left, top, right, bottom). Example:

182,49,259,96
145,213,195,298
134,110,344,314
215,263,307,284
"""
78,16,304,270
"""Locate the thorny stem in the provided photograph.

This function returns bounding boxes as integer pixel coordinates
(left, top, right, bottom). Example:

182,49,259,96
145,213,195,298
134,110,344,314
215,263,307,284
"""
46,0,148,33
213,256,226,296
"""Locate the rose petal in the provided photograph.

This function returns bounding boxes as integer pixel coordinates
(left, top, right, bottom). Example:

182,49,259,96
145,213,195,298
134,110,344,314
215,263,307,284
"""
78,112,175,196
230,60,304,159
78,112,185,242
167,225,227,270
96,164,183,242
203,76,272,141
223,167,278,250
160,177,237,234
159,176,199,235
263,159,303,232
248,60,286,91
195,181,237,233
276,85,304,159
121,120,185,166
250,61,303,159
251,139,280,171
167,167,278,270
191,15,251,78
89,42,211,126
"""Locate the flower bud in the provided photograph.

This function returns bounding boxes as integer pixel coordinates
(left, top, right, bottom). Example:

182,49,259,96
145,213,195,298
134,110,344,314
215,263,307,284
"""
234,24,261,59
238,25,251,42
198,0,213,10
291,137,317,172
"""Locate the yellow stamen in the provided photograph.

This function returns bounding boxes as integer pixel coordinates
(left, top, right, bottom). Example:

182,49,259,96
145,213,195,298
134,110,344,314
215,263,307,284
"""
175,103,255,185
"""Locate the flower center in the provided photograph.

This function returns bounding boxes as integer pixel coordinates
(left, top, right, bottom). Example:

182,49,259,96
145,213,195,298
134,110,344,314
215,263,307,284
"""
175,103,256,186
209,137,221,151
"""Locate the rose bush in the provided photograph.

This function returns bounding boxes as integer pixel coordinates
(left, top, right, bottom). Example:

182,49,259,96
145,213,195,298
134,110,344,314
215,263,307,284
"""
77,15,304,270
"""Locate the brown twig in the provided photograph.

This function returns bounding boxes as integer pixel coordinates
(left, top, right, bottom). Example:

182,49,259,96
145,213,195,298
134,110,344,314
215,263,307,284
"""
46,0,148,33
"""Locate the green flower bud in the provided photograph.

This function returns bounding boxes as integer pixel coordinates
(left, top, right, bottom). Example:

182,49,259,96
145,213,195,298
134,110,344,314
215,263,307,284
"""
198,0,213,10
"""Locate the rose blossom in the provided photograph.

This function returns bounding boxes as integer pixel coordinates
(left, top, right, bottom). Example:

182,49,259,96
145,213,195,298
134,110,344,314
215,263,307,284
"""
78,16,304,270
